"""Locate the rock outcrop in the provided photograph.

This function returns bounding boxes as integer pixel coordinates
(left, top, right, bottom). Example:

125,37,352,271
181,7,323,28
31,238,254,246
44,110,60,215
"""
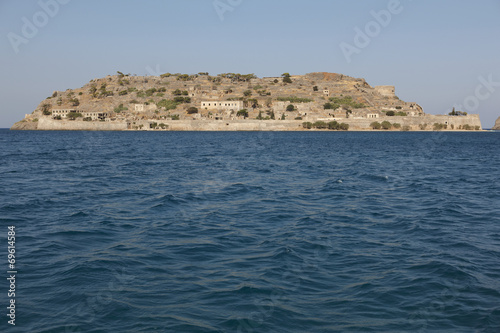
492,117,500,130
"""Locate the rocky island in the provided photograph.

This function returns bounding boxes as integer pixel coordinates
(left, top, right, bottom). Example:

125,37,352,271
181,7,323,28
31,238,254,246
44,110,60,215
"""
11,72,483,131
492,117,500,130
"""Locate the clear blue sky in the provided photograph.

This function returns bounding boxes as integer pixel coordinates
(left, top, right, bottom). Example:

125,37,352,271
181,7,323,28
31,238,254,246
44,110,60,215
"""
1,0,499,127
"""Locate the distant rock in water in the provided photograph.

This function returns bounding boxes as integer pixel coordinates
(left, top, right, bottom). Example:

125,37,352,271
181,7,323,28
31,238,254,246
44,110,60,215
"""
493,117,500,130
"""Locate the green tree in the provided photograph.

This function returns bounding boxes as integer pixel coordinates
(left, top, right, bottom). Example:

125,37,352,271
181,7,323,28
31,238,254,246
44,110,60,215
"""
187,107,198,114
381,121,392,129
371,121,381,129
386,111,395,116
237,109,249,118
313,121,327,129
286,104,295,112
282,73,292,84
328,121,340,130
243,90,252,97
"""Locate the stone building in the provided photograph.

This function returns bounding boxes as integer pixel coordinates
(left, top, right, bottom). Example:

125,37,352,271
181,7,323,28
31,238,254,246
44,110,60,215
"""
201,101,243,111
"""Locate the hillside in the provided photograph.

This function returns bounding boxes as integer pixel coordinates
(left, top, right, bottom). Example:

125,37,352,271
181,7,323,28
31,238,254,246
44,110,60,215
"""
12,72,482,131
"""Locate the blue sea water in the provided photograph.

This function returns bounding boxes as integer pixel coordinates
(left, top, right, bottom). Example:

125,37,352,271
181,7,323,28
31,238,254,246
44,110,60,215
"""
1,129,499,333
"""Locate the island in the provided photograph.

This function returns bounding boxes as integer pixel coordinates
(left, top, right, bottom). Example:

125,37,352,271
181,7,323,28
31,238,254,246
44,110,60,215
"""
11,72,483,131
492,117,500,130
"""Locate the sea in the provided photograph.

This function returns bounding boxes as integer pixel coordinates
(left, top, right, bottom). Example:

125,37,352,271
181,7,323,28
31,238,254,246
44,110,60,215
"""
1,129,499,333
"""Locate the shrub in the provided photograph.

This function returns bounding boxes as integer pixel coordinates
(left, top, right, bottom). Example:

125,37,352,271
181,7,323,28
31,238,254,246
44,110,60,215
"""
302,122,313,129
237,109,249,118
433,123,445,130
145,88,157,97
381,121,392,129
171,115,180,120
328,121,340,130
295,116,302,120
277,97,313,103
157,99,179,110
136,91,146,98
282,73,292,84
475,126,480,130
114,104,128,113
324,103,335,110
370,121,381,129
462,124,471,130
329,96,365,109
313,121,328,129
173,89,182,96
67,112,83,120
286,104,295,112
313,86,318,91
393,123,401,129
402,125,411,131
119,90,128,96
83,117,92,121
419,123,427,130
243,90,252,97
339,123,349,131
396,112,407,116
386,111,395,116
187,107,198,114
78,92,83,95
396,106,402,110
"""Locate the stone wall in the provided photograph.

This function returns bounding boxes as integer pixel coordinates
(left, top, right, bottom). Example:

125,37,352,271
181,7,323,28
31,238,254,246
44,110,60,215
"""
37,118,127,131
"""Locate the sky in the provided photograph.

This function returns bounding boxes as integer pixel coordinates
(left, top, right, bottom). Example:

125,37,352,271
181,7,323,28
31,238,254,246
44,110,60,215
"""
1,0,499,128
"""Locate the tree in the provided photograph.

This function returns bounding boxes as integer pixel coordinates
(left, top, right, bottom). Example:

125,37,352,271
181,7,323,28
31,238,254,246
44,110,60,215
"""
386,111,395,116
41,104,51,115
339,123,349,131
282,73,292,84
257,110,263,120
324,103,335,110
313,121,327,129
237,109,249,118
286,104,295,112
449,107,456,116
281,114,286,120
371,121,381,129
381,121,392,129
243,90,252,97
187,107,198,114
328,121,339,130
313,86,318,91
173,89,182,96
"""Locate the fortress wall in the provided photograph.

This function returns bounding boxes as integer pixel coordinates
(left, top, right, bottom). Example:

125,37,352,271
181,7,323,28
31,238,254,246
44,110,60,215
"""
33,115,482,131
37,118,128,131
